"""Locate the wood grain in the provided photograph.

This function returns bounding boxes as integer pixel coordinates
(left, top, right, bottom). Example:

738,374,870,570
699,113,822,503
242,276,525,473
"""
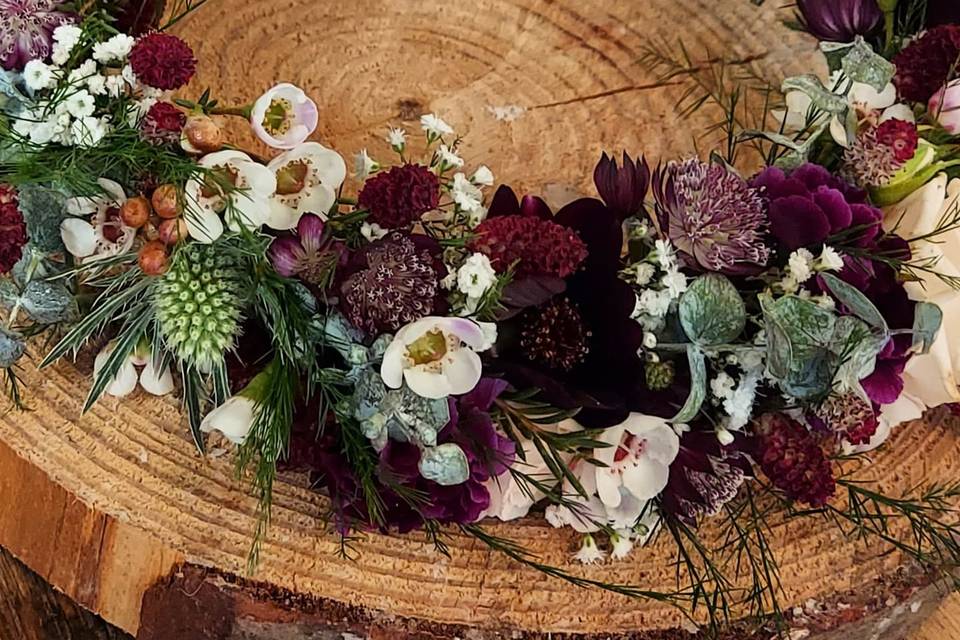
0,0,958,638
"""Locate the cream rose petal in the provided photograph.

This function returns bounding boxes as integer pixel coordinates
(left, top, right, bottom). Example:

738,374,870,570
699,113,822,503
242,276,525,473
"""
60,218,98,257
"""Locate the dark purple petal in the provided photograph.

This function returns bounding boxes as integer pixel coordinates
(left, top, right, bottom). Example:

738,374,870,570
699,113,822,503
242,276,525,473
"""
487,185,521,217
593,151,650,220
519,195,553,219
768,195,831,249
797,0,883,42
268,236,305,276
861,357,906,405
554,197,623,274
296,213,326,253
496,275,567,319
812,186,853,232
849,203,883,246
459,377,508,412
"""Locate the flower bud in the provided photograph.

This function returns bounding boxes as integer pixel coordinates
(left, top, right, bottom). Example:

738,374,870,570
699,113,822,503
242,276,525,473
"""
181,114,223,154
158,217,188,245
138,240,169,275
120,195,151,228
929,79,960,135
151,184,181,219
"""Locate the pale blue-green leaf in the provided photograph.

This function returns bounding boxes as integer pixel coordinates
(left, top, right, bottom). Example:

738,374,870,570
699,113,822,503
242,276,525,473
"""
17,186,67,252
671,346,706,424
780,347,837,400
0,279,18,310
912,301,943,355
819,272,888,332
678,273,746,346
19,280,77,324
781,75,848,114
840,37,895,92
832,315,883,387
419,443,470,486
0,329,25,368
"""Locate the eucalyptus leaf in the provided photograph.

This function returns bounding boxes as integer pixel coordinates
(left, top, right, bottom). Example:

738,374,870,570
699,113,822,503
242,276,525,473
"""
19,280,77,324
0,279,18,310
819,272,888,332
0,329,25,368
678,273,746,346
760,293,838,399
912,301,943,355
779,348,837,400
839,37,895,92
418,443,470,486
17,186,67,253
832,315,883,386
670,346,706,424
781,74,848,114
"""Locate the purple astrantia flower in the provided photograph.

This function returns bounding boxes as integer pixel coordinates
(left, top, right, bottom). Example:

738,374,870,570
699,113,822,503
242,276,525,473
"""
0,0,75,71
795,0,882,43
750,163,882,251
593,151,650,221
652,158,770,275
268,213,344,287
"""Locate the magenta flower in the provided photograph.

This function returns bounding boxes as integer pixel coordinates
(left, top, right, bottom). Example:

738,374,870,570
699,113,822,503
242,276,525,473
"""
593,151,650,221
795,0,882,43
268,213,342,286
0,0,75,71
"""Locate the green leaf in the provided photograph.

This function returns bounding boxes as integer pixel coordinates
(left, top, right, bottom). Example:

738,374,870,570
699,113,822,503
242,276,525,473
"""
837,37,895,92
819,273,888,332
671,346,706,423
0,280,18,309
0,328,25,368
832,315,884,386
180,361,207,454
17,186,67,253
18,280,77,324
912,302,943,355
761,294,838,399
678,273,746,346
781,74,848,114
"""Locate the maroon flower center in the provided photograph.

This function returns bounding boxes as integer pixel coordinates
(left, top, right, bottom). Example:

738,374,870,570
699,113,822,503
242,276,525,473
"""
519,297,590,372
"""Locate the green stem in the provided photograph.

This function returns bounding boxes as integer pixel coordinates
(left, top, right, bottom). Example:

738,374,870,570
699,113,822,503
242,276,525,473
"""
883,11,896,54
211,104,253,119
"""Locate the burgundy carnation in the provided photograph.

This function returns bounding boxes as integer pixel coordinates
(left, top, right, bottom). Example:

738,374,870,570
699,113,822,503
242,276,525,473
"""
0,185,27,274
357,164,439,229
128,32,196,90
140,101,185,146
755,413,835,507
893,25,960,103
469,215,588,278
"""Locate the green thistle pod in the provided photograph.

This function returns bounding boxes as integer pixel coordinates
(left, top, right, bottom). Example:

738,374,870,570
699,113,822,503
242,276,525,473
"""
155,244,245,371
645,360,675,392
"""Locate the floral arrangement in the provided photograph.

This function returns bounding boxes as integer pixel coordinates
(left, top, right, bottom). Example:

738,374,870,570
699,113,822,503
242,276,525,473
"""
3,0,960,633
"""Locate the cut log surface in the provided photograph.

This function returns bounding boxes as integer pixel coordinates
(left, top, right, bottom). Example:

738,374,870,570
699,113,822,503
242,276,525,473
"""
2,0,960,638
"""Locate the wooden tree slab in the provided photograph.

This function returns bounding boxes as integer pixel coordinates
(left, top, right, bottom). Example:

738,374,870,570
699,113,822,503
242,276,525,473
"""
2,1,960,638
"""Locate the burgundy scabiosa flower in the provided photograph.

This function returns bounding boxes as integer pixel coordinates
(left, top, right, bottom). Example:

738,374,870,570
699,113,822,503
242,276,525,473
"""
269,213,343,288
140,101,186,146
653,158,770,275
750,163,882,251
842,119,919,189
0,0,74,70
812,392,879,445
893,25,960,103
660,427,753,525
593,151,650,220
795,0,882,43
357,164,439,229
469,212,588,278
128,32,196,90
754,413,835,507
339,231,442,335
0,185,27,274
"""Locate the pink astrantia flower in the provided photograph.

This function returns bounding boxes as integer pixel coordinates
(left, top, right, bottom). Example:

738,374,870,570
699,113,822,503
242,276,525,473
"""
250,83,318,150
268,213,343,286
0,0,75,71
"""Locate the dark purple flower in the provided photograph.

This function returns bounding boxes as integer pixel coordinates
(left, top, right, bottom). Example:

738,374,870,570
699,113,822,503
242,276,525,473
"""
0,0,75,70
750,164,881,251
593,151,650,221
893,25,960,103
795,0,882,43
268,213,344,287
653,159,770,275
926,0,960,28
113,0,166,35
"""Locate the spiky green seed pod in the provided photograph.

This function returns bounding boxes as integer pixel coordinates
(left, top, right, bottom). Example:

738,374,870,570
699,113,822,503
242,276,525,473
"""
645,360,675,392
155,244,244,371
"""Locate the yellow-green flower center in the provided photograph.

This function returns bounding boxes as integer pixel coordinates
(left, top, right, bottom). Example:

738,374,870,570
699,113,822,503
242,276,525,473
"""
406,329,447,366
262,97,293,135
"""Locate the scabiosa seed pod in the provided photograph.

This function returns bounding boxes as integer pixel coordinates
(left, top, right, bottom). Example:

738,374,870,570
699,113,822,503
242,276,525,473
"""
893,25,960,104
754,413,836,507
842,119,919,189
154,244,245,371
0,185,27,274
357,164,439,229
468,215,587,278
140,102,186,146
128,32,197,90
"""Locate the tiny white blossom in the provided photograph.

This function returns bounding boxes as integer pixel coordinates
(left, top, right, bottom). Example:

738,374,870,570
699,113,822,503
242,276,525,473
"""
456,253,497,300
637,288,672,318
420,113,454,140
51,43,71,66
65,90,96,118
642,332,657,349
573,534,605,565
104,73,128,98
361,221,388,242
788,248,815,283
471,165,494,186
610,530,634,560
634,262,656,286
53,24,82,48
92,34,135,64
716,427,735,446
818,245,844,272
437,144,463,169
661,269,688,299
723,373,759,431
385,127,407,150
739,349,765,374
451,172,483,213
710,372,735,400
353,149,379,180
815,295,836,310
780,275,799,294
23,60,56,91
654,239,676,269
68,59,97,85
440,268,458,290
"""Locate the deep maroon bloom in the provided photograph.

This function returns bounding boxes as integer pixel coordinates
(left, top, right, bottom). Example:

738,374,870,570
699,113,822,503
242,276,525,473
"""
269,213,344,289
750,163,881,251
128,32,196,90
0,185,27,274
893,25,960,103
339,231,442,334
653,159,770,274
811,392,879,445
140,101,185,146
593,151,650,221
0,0,74,70
754,413,836,507
842,119,919,189
660,427,753,525
485,187,644,428
357,164,439,229
795,0,882,42
469,213,587,278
